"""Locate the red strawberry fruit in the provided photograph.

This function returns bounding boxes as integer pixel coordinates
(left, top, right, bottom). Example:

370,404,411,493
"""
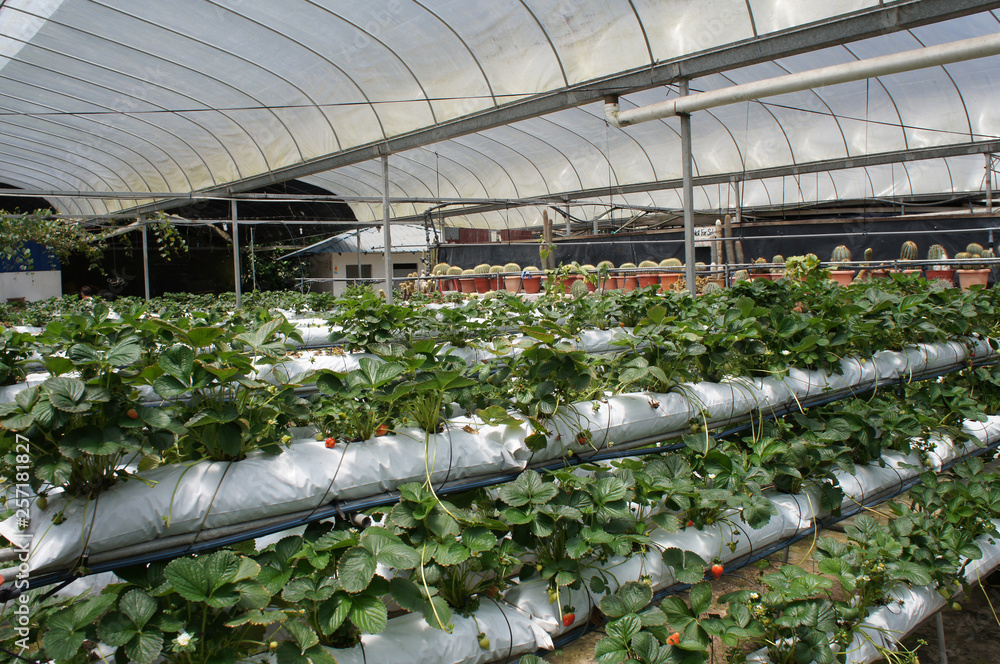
710,563,724,579
126,408,139,420
562,612,575,626
325,437,337,449
375,424,389,436
667,632,680,646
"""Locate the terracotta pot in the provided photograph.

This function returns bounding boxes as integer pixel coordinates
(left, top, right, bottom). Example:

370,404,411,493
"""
659,272,681,292
473,277,491,294
636,274,659,289
503,275,521,293
956,269,990,290
621,276,639,291
749,273,772,281
585,280,597,292
925,268,955,286
458,278,477,294
868,269,889,280
522,276,542,294
829,270,854,286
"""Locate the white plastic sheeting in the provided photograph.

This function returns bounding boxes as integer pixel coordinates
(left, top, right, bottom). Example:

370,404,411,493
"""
0,2,998,225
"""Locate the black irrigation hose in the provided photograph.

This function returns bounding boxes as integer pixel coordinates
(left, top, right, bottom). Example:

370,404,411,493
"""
14,353,1000,590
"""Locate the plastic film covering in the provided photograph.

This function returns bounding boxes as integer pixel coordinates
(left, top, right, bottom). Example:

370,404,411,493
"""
0,1,997,224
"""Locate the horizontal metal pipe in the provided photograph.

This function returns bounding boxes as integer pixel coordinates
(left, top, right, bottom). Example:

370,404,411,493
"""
607,32,1000,127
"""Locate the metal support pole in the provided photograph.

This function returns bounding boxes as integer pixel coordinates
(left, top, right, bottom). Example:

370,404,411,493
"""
935,611,948,664
140,220,150,301
565,202,571,235
680,80,696,296
987,153,993,214
231,199,241,308
734,180,742,229
382,154,394,304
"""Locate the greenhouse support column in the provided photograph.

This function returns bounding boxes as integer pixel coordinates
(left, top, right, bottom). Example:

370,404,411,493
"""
987,153,992,213
680,80,696,295
382,154,394,304
734,180,742,232
141,221,150,301
232,199,241,308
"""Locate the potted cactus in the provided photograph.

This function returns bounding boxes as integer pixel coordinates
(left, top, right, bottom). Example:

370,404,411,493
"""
658,257,682,289
445,265,464,291
748,257,770,281
522,265,542,294
489,264,504,291
458,268,477,293
619,262,639,291
956,243,991,290
579,264,598,292
925,244,953,285
472,264,492,294
502,262,521,293
430,262,450,292
770,255,785,280
897,240,921,276
860,247,888,280
637,260,660,288
731,269,750,286
828,245,854,286
956,243,992,290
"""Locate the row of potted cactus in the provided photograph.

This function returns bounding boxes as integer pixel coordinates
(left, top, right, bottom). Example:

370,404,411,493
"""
826,241,995,289
428,259,697,295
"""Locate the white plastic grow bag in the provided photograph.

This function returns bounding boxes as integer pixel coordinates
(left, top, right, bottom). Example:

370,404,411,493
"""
530,392,693,462
505,550,661,636
0,426,527,573
845,518,1000,664
325,598,552,664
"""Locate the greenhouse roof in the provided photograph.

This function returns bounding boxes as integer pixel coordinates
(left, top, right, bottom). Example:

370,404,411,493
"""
1,0,1000,229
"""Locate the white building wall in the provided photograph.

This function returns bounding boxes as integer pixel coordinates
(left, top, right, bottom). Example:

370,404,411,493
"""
0,270,62,302
309,252,424,296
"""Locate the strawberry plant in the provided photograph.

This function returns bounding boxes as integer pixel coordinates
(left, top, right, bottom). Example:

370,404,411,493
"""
382,483,520,622
593,581,678,664
314,356,407,443
327,287,413,352
258,523,416,655
148,333,309,462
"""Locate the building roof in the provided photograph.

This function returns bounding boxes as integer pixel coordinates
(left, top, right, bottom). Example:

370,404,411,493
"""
282,224,429,259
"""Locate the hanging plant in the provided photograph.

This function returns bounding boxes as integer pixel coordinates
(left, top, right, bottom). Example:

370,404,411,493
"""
0,209,105,269
147,213,189,261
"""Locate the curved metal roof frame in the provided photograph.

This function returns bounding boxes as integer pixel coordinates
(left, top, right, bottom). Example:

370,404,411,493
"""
1,0,1000,227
